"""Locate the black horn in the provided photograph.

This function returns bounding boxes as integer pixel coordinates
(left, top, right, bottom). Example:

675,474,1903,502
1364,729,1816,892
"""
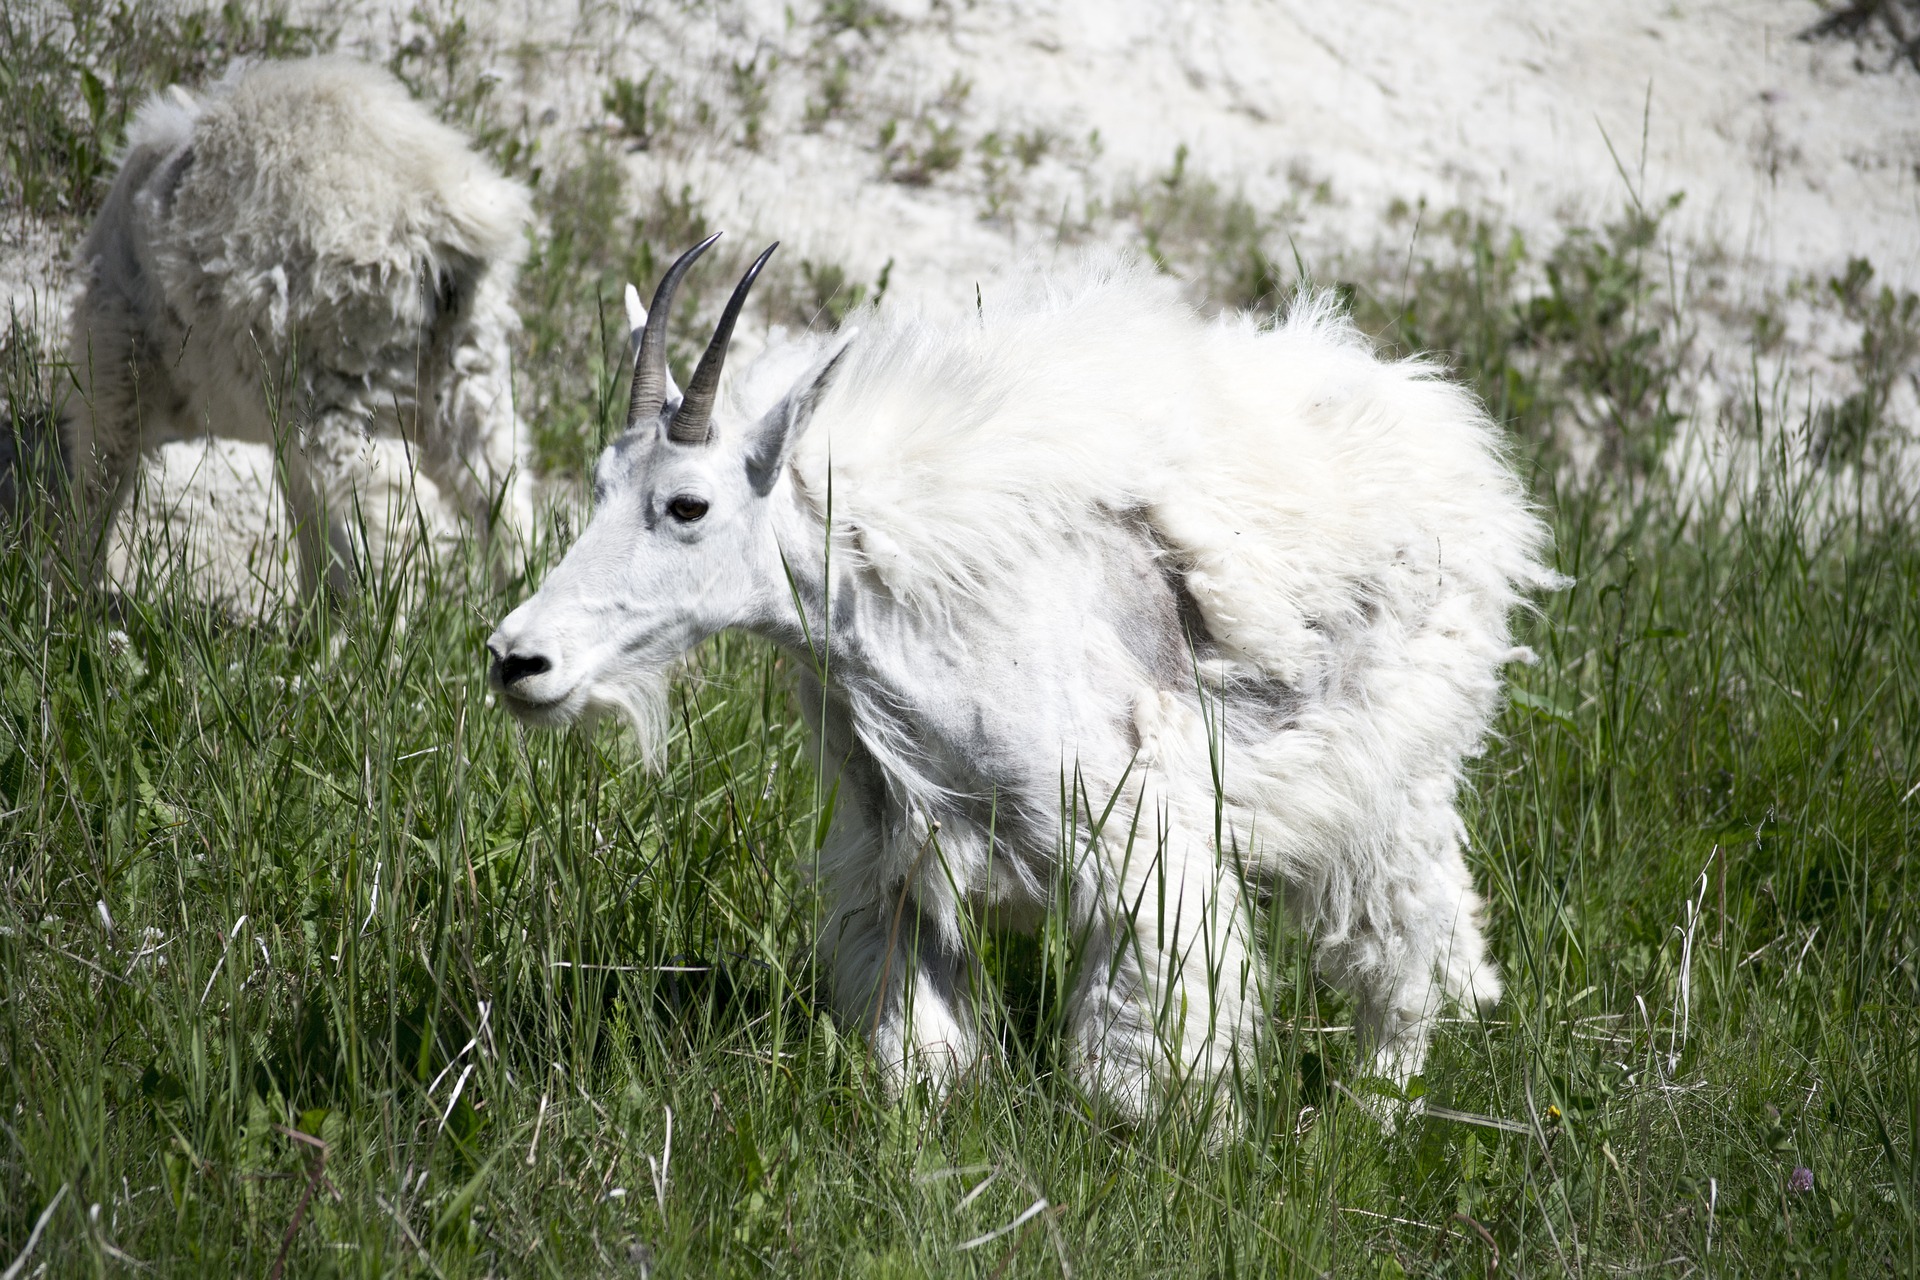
669,242,779,445
628,232,723,429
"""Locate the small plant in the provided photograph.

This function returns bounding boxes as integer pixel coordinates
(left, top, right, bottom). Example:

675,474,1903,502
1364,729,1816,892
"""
1751,304,1787,355
603,70,665,150
1115,144,1288,312
802,54,852,131
1515,198,1687,474
818,0,898,39
936,70,972,112
973,124,1071,225
1012,126,1054,169
873,71,973,186
1345,199,1690,476
791,257,892,330
976,130,1012,220
1348,206,1526,383
389,2,485,129
879,113,965,186
1808,256,1920,466
1286,158,1334,206
1351,198,1687,476
729,51,775,151
1801,0,1920,73
388,0,541,173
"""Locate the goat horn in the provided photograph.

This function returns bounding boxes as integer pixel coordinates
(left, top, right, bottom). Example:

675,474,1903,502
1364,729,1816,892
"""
669,242,779,445
628,232,722,429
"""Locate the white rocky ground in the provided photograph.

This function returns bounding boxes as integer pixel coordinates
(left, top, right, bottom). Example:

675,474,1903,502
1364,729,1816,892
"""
5,0,1916,611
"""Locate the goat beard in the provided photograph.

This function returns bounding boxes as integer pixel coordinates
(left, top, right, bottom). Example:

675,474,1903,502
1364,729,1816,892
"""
587,665,674,771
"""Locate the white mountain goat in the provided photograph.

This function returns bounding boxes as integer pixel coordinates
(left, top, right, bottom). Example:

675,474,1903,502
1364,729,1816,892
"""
63,56,534,597
487,238,1559,1119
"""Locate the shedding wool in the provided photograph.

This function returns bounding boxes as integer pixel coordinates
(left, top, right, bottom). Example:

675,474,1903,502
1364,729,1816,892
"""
63,56,534,599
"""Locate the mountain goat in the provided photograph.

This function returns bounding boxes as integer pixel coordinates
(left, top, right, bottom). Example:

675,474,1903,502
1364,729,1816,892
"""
63,56,534,598
488,238,1559,1120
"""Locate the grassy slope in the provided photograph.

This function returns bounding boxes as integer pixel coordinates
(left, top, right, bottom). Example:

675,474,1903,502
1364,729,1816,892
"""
3,445,1913,1278
2,5,1916,1277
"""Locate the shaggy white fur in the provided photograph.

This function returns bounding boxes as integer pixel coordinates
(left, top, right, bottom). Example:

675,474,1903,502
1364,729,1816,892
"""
63,56,534,599
489,250,1559,1121
794,266,1557,1088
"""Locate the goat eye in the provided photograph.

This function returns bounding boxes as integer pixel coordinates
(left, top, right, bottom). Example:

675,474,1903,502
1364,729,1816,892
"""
667,494,709,523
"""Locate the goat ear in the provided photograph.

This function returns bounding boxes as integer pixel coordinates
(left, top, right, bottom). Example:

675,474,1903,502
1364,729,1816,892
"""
623,283,647,350
746,332,855,495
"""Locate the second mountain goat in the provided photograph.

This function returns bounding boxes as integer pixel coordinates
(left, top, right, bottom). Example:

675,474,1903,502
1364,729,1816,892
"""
64,56,534,596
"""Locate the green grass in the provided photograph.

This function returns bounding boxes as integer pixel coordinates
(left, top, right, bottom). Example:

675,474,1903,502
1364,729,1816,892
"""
2,389,1913,1277
2,6,1917,1276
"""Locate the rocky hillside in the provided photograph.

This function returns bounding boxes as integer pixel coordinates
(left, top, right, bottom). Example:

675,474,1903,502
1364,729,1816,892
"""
4,0,1916,609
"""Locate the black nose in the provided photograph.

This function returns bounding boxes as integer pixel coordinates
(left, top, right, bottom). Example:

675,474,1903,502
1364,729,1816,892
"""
495,652,551,687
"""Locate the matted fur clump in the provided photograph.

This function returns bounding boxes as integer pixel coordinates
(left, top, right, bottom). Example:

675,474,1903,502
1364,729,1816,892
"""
63,56,534,599
489,246,1561,1122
